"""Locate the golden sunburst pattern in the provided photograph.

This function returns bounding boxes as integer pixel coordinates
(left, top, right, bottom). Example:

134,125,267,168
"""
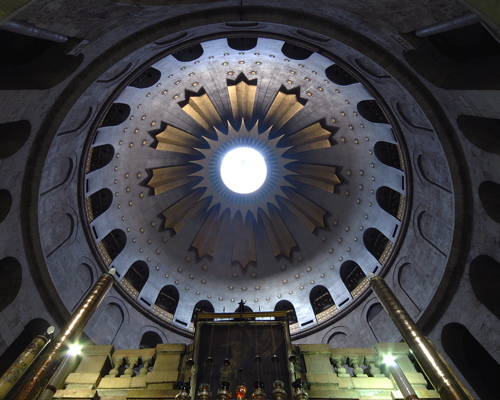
148,79,340,268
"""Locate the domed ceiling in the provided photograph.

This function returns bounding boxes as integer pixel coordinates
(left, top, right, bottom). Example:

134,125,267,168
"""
37,22,454,339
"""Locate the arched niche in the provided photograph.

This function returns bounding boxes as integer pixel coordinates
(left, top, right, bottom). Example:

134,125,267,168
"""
325,63,358,86
363,228,392,265
86,144,114,173
123,260,149,294
281,42,313,60
0,257,22,312
274,300,298,323
155,285,179,315
0,318,50,376
327,332,350,348
469,255,500,319
442,323,500,399
366,303,399,343
405,23,500,90
397,263,424,312
0,189,12,223
71,263,95,311
310,285,335,318
227,37,258,51
0,120,31,159
478,181,500,223
129,67,161,89
99,229,126,265
90,302,125,345
191,300,214,323
87,188,113,222
357,100,388,124
139,331,163,349
374,141,403,171
457,115,500,155
340,260,367,299
376,186,403,220
172,43,203,62
100,103,130,127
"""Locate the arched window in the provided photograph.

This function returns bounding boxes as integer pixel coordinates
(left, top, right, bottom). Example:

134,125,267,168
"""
98,229,126,265
310,285,336,323
357,100,388,124
86,144,114,173
129,67,161,89
325,63,358,85
122,260,149,297
228,37,258,51
139,331,163,349
340,260,368,299
478,181,500,223
442,323,500,399
274,300,298,323
100,103,130,127
0,257,22,312
281,42,313,60
86,188,113,222
376,186,404,220
172,44,203,62
191,300,214,322
154,285,179,319
374,141,403,171
469,255,500,319
363,228,393,265
0,318,50,376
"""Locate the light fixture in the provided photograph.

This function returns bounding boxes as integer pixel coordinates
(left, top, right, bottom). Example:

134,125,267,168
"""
220,147,267,194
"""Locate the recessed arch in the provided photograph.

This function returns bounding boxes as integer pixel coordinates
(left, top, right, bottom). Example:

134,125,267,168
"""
123,260,149,295
172,43,203,62
457,115,500,155
227,37,258,51
0,189,12,223
367,303,399,343
274,300,298,323
325,63,358,85
86,144,114,173
129,67,161,88
0,257,22,312
155,285,179,315
281,42,313,60
363,228,393,265
374,141,403,171
98,229,126,265
442,323,500,399
100,103,130,127
357,100,388,124
340,260,368,299
469,255,500,319
478,181,500,223
376,186,404,220
0,120,31,159
86,188,113,222
139,331,163,349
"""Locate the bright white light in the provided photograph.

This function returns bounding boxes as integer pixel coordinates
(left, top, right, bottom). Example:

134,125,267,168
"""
383,355,396,365
221,147,267,194
68,343,82,356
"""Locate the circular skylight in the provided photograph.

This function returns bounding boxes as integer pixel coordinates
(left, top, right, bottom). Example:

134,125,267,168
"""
220,147,267,194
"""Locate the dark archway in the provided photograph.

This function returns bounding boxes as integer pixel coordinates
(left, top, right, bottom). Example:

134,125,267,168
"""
325,63,358,85
172,43,203,62
340,260,367,298
0,120,30,159
155,285,179,315
478,181,500,223
87,188,113,221
191,300,215,322
129,67,161,88
442,323,500,399
86,144,114,173
123,260,149,294
281,42,313,60
100,103,130,127
139,331,163,349
469,255,500,320
0,257,22,312
310,285,335,315
374,141,403,171
457,115,500,155
376,186,403,220
0,189,12,223
357,100,388,124
99,229,127,264
274,300,298,323
228,37,258,51
363,228,392,264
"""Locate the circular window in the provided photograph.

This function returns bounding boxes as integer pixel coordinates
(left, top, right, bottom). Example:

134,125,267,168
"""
220,147,267,194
